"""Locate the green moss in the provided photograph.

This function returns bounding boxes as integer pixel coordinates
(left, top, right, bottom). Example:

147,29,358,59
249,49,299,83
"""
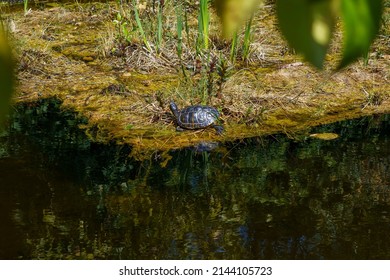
120,72,178,94
264,115,300,128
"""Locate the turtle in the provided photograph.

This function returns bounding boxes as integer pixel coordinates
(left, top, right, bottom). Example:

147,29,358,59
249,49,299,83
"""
169,101,224,135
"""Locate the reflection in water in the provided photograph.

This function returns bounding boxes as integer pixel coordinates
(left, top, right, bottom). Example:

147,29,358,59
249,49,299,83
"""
0,99,389,259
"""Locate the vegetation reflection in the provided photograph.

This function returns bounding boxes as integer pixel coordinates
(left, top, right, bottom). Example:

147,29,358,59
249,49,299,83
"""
0,100,389,259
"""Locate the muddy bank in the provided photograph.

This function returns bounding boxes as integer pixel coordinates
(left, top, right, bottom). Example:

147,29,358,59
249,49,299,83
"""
3,1,389,158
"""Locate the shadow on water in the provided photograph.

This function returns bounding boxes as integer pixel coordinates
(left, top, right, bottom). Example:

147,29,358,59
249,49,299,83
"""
0,98,389,259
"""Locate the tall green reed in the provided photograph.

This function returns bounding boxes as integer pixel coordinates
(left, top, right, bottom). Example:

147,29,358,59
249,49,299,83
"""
175,4,183,61
156,0,163,53
184,2,190,45
132,0,152,52
23,0,29,14
242,14,254,62
197,0,210,52
230,31,238,64
175,3,190,78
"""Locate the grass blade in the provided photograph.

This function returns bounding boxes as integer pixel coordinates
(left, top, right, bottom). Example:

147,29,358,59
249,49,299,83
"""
198,0,209,51
133,0,152,52
230,31,238,63
175,4,183,60
156,1,163,53
242,14,253,62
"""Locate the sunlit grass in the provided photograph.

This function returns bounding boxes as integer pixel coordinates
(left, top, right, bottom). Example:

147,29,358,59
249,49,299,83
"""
230,31,238,63
197,0,210,52
23,0,28,14
242,14,254,62
105,0,262,102
132,0,151,52
156,1,163,53
175,4,183,61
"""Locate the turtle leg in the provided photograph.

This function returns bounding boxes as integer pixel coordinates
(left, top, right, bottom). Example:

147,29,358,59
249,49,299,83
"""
213,125,224,135
176,126,185,132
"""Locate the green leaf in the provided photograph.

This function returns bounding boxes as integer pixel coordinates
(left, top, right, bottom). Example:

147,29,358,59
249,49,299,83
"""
0,28,14,124
338,0,383,69
276,0,336,69
215,0,262,38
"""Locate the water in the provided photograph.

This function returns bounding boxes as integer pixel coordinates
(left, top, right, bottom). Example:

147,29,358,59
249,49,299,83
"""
0,99,389,259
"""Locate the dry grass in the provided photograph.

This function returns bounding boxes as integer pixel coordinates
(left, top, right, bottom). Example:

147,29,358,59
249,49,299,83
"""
2,1,389,158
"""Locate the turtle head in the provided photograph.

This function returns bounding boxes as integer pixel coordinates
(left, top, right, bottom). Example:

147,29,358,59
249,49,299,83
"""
169,101,179,119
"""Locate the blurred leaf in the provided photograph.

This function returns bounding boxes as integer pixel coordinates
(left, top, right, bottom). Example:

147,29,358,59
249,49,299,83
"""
214,0,263,38
309,132,339,140
276,0,336,69
0,27,14,123
338,0,383,69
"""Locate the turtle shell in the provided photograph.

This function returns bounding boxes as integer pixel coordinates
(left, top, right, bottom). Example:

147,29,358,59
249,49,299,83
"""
177,105,220,129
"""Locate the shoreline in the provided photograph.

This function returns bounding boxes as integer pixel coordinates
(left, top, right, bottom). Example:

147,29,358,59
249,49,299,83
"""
4,2,389,158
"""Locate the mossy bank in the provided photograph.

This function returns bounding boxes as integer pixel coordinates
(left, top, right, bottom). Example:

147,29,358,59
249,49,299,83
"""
2,1,389,159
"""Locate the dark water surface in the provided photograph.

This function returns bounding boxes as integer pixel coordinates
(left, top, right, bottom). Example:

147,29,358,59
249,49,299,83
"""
1,99,389,259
